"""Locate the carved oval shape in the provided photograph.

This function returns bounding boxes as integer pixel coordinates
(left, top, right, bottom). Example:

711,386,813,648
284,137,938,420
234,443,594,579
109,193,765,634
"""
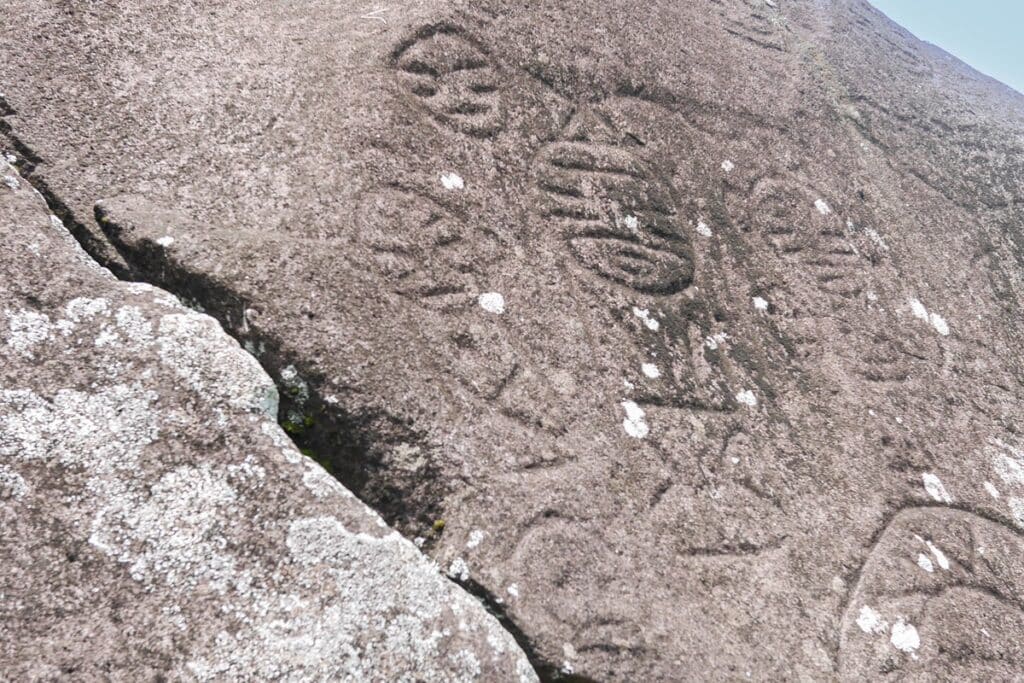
568,236,694,295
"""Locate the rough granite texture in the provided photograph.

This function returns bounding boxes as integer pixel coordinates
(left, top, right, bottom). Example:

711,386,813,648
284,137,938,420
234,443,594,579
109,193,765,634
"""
0,163,536,682
4,0,1024,680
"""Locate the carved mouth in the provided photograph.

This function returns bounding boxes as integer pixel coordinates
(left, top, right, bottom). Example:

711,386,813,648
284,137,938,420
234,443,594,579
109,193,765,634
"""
395,277,476,311
568,236,694,294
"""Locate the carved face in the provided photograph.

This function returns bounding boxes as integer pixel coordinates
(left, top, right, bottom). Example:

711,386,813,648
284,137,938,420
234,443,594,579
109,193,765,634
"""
745,178,863,299
393,26,505,138
535,139,695,295
356,188,500,310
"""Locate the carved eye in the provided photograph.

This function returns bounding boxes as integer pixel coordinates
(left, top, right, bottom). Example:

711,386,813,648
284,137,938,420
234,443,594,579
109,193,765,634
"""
409,83,438,98
400,59,441,78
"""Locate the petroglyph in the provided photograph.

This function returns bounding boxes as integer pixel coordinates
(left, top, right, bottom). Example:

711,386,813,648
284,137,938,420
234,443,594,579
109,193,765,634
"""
533,109,695,295
393,24,506,138
841,508,1024,680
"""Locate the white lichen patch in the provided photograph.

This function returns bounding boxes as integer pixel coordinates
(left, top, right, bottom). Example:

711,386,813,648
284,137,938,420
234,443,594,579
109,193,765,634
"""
3,378,533,681
926,540,950,570
909,298,928,321
908,298,950,336
705,333,729,350
1010,498,1024,527
303,463,353,500
156,235,175,247
984,481,1001,498
507,584,520,599
466,530,485,549
440,172,465,190
632,307,660,331
90,462,243,591
65,297,110,322
856,605,888,634
158,314,279,418
623,215,640,232
889,619,920,654
752,296,769,312
929,313,949,336
621,400,650,439
863,226,889,251
233,517,534,683
641,363,661,379
721,160,735,173
735,389,758,408
4,309,52,358
448,557,471,582
0,466,29,499
103,305,155,349
696,221,713,237
922,472,953,503
3,174,20,190
478,292,505,315
993,448,1024,487
814,199,832,215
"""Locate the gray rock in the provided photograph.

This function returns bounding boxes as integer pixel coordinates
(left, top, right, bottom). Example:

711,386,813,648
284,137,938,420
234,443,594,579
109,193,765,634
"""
4,0,1024,679
0,163,536,682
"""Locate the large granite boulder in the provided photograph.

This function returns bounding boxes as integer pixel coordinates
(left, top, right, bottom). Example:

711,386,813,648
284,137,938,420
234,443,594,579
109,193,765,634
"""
0,162,536,681
4,0,1024,679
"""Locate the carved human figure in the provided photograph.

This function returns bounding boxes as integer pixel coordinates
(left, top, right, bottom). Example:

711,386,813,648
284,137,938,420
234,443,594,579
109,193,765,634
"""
743,177,868,301
355,187,517,399
532,107,739,413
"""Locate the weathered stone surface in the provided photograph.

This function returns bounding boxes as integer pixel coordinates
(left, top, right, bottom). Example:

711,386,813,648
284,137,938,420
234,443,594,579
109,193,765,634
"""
0,163,536,681
4,0,1024,679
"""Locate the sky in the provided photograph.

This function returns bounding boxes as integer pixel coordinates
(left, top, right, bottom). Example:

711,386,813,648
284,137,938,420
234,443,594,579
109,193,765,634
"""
868,0,1024,94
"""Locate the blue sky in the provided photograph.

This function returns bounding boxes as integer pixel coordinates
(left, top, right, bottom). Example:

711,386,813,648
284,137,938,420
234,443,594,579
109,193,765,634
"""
869,0,1024,94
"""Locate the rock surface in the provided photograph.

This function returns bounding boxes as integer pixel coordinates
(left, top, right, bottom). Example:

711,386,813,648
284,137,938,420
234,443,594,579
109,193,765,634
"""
4,0,1024,679
0,162,536,681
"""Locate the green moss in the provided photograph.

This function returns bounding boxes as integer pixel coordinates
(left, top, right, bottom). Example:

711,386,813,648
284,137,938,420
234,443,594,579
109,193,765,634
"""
431,519,446,534
281,412,315,436
281,419,304,435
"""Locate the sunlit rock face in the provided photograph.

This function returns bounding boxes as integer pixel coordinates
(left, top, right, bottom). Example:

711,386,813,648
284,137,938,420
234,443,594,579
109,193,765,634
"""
4,0,1024,679
0,162,535,682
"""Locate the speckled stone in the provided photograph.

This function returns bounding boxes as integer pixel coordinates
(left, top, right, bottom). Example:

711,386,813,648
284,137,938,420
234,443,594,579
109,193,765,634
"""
4,0,1024,679
0,163,536,682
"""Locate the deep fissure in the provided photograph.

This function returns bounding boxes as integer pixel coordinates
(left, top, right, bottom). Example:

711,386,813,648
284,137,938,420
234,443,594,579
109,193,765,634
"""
1,119,571,681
